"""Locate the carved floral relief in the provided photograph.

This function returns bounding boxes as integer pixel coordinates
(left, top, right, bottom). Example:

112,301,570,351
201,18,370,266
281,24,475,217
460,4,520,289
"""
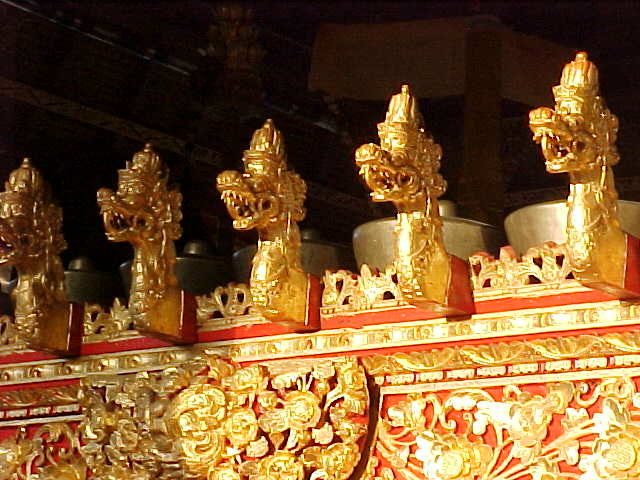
371,376,640,480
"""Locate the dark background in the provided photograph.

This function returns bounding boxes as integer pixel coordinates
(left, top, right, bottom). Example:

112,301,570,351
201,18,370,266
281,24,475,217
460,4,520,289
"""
1,1,639,273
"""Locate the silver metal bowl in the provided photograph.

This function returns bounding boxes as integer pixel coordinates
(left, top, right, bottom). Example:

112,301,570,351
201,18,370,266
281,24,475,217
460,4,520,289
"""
504,200,640,255
120,240,233,296
232,238,356,282
352,215,504,270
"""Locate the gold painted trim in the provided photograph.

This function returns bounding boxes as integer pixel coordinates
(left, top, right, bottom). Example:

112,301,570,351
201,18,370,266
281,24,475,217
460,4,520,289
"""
229,299,640,362
0,413,83,428
0,300,638,387
381,365,640,393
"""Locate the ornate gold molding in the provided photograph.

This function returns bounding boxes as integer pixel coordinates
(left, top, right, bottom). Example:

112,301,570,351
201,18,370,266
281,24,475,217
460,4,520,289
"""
82,299,133,341
363,329,640,378
2,300,640,387
0,384,78,409
470,243,574,297
230,300,640,363
196,282,254,322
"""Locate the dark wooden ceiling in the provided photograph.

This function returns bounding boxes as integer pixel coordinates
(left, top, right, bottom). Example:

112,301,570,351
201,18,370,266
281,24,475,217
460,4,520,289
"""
2,1,640,271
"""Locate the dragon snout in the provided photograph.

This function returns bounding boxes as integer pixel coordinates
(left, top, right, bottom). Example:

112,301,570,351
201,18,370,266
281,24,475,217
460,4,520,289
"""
216,170,243,191
96,188,115,206
529,107,554,125
355,143,383,166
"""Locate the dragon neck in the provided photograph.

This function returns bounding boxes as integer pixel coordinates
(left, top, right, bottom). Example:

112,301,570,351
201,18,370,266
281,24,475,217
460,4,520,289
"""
257,221,302,269
12,253,66,322
396,196,444,240
395,196,445,271
566,165,619,269
130,235,177,311
567,166,618,235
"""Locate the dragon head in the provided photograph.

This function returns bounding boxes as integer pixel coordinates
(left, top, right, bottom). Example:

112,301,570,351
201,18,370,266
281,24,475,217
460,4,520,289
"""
0,159,66,268
529,52,619,174
217,119,306,232
355,85,445,211
97,144,182,247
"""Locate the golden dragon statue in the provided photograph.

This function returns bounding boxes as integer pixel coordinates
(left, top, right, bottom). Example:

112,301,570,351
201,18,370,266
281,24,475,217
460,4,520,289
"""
217,119,318,329
355,85,472,313
529,52,638,295
98,144,193,342
0,158,80,354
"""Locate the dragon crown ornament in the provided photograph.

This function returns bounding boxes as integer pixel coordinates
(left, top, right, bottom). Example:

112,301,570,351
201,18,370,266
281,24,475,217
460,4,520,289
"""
355,85,472,313
98,144,196,342
529,52,640,296
0,159,81,354
217,119,319,329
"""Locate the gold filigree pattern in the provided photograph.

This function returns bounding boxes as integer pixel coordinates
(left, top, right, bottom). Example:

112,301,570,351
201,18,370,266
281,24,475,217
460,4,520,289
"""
363,333,637,376
78,363,205,479
374,377,640,480
196,282,253,323
321,264,404,314
0,314,19,346
0,423,84,480
0,159,73,353
167,356,369,480
355,85,469,310
217,120,311,327
97,144,184,338
470,243,573,294
82,299,134,340
0,384,78,409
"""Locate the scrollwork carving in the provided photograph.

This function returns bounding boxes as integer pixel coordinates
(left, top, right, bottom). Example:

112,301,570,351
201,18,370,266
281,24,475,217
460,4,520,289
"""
322,264,403,314
196,282,253,323
0,423,84,480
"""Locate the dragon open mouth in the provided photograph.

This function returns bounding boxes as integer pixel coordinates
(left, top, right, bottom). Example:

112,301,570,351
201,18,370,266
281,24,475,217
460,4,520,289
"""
222,190,256,220
366,166,417,200
221,190,275,228
540,133,574,171
0,220,17,259
103,208,149,238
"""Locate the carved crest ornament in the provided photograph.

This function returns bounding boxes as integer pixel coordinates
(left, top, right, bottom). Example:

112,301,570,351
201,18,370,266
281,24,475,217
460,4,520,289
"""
5,51,640,480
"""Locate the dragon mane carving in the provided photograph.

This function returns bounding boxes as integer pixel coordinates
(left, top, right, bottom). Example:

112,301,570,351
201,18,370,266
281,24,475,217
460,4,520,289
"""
529,52,631,292
0,158,77,354
97,144,188,340
217,119,314,328
355,85,471,312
